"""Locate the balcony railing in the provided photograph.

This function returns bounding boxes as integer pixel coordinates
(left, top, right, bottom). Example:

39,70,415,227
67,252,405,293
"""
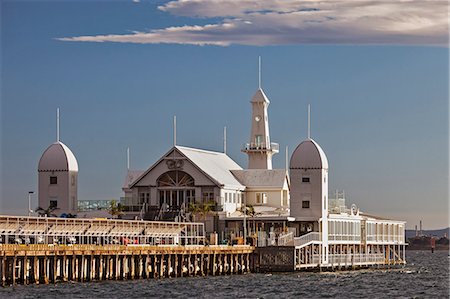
294,232,322,247
242,142,279,153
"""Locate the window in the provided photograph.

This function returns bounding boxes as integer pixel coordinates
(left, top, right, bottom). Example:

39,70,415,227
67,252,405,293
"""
202,191,214,202
302,200,310,208
50,176,57,184
302,177,310,183
50,200,58,208
139,193,150,204
255,135,262,147
256,192,268,204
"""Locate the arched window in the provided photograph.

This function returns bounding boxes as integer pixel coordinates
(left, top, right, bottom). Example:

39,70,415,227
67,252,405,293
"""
157,171,194,187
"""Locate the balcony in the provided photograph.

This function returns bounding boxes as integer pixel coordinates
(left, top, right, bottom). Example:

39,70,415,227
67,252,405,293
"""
241,142,279,153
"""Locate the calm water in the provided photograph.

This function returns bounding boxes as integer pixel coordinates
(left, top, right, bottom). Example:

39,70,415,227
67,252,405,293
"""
1,251,448,298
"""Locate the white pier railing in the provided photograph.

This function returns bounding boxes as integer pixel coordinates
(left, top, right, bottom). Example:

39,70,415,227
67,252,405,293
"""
297,253,386,269
328,253,385,266
294,232,321,248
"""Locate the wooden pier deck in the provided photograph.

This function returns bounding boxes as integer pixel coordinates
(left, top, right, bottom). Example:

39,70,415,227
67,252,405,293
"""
0,244,254,286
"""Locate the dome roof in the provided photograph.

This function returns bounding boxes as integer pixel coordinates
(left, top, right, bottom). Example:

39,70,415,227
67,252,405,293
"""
290,139,328,170
38,141,78,172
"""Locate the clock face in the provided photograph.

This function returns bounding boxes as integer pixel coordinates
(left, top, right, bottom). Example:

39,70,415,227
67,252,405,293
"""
255,115,261,122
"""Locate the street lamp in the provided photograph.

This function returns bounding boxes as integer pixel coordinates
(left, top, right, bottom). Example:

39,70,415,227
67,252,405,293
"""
243,194,247,245
28,191,35,216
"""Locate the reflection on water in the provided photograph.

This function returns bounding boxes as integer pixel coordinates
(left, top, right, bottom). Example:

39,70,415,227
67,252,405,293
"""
0,251,448,298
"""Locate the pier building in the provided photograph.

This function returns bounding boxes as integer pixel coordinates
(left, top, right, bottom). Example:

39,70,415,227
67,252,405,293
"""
119,74,406,269
27,65,406,274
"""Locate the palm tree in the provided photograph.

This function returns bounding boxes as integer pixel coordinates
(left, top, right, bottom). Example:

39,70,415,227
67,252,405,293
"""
188,200,214,221
239,204,256,217
108,199,124,219
35,205,59,217
239,204,260,237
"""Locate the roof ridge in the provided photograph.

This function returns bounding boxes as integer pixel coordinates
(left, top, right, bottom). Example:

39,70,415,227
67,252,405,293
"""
176,145,225,155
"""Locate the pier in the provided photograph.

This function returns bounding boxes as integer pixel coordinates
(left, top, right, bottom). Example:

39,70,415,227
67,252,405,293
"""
0,244,253,286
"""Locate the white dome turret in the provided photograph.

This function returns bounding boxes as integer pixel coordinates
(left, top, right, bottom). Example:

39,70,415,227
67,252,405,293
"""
290,139,328,170
38,141,78,172
38,140,78,216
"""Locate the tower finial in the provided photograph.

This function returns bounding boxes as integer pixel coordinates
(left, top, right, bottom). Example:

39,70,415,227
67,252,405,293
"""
258,56,262,89
57,108,60,142
307,104,311,139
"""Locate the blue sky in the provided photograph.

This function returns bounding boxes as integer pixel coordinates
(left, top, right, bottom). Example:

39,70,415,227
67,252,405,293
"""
1,0,448,229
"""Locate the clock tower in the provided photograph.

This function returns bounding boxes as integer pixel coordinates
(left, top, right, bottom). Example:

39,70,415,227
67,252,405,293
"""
241,88,279,169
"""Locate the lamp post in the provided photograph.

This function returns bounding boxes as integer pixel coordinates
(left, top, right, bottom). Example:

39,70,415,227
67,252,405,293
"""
243,194,247,245
28,191,34,216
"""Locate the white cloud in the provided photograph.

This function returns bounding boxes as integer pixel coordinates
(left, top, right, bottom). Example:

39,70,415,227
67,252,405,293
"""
58,0,449,46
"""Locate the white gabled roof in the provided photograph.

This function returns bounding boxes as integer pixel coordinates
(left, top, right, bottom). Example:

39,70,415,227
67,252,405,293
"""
176,146,245,189
38,141,78,172
231,169,288,188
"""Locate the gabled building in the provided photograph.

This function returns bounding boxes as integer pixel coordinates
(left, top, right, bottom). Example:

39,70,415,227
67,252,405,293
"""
122,84,290,237
121,75,405,263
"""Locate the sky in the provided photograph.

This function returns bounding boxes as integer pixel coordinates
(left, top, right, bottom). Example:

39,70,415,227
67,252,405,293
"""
1,0,448,229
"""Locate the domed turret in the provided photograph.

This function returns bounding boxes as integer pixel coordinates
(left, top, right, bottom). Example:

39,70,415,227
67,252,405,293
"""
290,137,329,264
38,142,78,172
38,141,78,216
38,109,78,216
290,139,328,171
289,138,328,222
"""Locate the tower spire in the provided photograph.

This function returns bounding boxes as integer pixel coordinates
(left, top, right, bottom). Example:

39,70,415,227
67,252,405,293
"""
56,108,60,142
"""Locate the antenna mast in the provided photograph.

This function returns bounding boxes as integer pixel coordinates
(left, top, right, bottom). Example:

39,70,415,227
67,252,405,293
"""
223,126,227,154
285,145,289,171
56,108,60,142
127,147,130,170
307,104,311,139
258,56,262,89
173,115,177,146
